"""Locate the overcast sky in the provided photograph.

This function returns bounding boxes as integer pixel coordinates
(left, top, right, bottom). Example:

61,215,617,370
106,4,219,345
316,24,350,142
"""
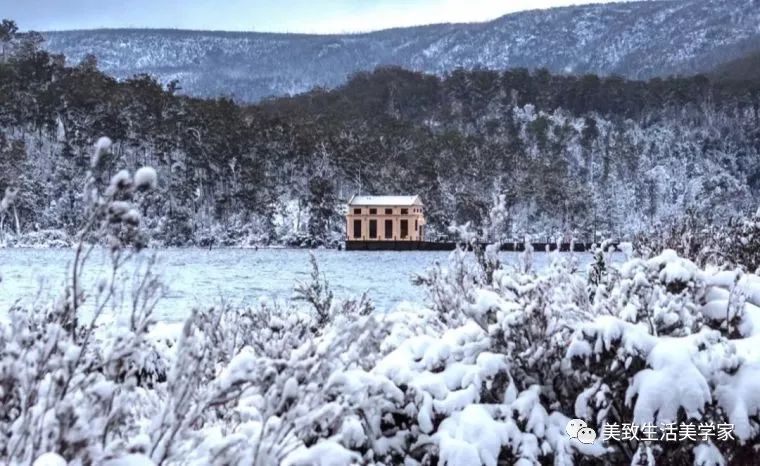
3,0,627,33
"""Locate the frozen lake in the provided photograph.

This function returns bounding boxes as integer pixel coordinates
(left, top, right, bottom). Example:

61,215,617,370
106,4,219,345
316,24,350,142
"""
0,247,597,321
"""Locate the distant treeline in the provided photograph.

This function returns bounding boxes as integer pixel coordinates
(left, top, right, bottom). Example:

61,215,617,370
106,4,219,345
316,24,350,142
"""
2,18,760,246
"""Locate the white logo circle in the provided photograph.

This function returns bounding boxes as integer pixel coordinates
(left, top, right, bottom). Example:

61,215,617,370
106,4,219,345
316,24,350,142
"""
565,419,587,438
577,426,597,444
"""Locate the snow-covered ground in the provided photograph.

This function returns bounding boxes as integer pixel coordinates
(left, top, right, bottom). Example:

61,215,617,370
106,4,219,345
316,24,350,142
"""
0,248,603,320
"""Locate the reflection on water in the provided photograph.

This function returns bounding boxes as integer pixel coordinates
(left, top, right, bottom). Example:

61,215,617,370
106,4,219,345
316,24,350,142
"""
0,247,598,321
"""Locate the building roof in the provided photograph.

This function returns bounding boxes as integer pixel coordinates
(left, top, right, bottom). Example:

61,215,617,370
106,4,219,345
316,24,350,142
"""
348,195,422,206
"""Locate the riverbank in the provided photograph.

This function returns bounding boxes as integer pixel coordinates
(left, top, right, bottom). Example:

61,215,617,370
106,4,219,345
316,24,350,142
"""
1,229,618,253
0,228,340,250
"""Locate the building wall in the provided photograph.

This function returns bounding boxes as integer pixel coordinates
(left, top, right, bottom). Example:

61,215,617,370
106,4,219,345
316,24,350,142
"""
346,205,425,241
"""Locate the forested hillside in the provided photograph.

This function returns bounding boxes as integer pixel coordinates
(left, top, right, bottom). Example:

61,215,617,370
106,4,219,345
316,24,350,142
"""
2,22,760,246
41,0,760,101
711,50,760,83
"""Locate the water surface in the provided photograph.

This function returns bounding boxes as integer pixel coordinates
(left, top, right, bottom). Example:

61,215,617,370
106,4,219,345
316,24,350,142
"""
0,247,596,321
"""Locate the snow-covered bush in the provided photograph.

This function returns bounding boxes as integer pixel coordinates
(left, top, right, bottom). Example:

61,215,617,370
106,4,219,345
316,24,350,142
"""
721,211,760,274
397,247,602,465
147,290,411,465
0,138,164,464
567,249,760,464
7,229,71,248
635,208,760,274
369,245,760,465
633,211,721,267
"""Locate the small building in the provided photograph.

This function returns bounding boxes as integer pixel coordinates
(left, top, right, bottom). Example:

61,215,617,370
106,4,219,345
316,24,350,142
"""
346,195,425,241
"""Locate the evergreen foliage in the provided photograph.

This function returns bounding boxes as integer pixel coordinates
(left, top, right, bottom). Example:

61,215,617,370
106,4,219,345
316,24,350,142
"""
2,19,760,246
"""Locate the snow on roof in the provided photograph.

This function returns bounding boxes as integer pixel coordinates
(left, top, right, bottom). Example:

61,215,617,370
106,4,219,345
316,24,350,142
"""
348,195,422,206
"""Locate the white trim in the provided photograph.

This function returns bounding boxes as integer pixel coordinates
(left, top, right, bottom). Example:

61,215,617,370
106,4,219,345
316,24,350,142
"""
348,195,422,206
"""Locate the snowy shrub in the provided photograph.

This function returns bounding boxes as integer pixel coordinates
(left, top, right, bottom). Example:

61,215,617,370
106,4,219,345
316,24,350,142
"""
635,208,760,273
587,239,618,303
294,254,335,326
92,137,113,167
294,253,373,326
721,211,760,274
147,296,410,465
134,167,158,191
567,249,760,464
399,245,760,465
335,248,600,465
0,138,164,464
412,246,482,326
10,229,71,248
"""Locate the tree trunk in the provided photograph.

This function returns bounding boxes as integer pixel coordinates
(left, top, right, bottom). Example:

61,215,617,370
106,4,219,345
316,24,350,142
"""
13,205,20,236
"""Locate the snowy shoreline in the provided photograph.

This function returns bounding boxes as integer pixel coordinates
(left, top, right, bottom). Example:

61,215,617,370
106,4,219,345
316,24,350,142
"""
0,234,330,251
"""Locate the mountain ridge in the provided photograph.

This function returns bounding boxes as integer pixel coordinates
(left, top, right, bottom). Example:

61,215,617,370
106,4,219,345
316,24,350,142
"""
35,1,654,36
38,0,760,101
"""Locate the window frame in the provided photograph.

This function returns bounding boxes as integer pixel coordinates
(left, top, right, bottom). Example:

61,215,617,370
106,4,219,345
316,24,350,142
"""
384,219,393,239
